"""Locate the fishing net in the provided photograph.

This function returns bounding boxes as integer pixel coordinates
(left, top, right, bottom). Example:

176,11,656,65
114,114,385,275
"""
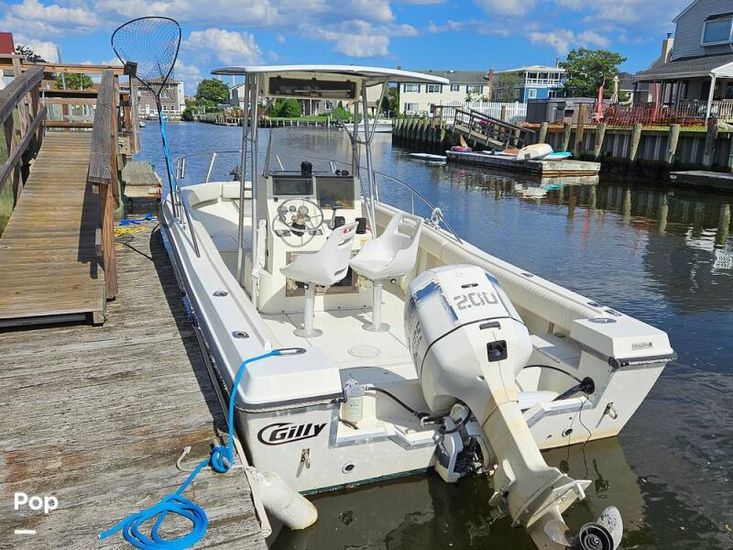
111,16,181,98
111,17,182,206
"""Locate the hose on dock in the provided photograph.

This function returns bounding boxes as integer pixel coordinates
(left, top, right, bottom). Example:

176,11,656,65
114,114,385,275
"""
99,350,284,549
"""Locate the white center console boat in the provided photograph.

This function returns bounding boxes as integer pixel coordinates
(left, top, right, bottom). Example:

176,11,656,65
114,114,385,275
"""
161,65,674,550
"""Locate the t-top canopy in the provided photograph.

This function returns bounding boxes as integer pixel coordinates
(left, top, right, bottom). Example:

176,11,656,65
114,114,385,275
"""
212,65,449,87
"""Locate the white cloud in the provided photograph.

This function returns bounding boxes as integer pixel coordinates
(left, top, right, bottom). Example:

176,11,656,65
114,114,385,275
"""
173,59,204,95
313,26,390,57
14,36,60,63
94,0,277,26
528,28,609,55
427,20,464,33
474,0,535,17
307,19,417,57
185,28,262,65
0,0,99,39
11,0,99,27
399,0,444,4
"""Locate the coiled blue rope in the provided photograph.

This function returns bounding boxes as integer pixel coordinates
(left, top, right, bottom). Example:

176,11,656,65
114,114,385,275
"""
99,350,284,549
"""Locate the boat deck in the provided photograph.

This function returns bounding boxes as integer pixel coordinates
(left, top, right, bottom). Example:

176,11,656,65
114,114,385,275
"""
0,223,265,549
262,288,413,370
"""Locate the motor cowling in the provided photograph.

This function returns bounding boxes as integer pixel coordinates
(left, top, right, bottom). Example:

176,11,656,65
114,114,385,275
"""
405,264,532,421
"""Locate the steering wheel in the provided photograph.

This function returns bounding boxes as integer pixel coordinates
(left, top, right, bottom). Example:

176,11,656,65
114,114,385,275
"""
277,198,324,233
274,198,325,247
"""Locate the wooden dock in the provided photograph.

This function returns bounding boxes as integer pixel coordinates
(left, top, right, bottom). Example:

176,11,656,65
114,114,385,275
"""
0,223,266,549
670,170,733,192
446,150,601,178
0,132,106,326
122,160,161,200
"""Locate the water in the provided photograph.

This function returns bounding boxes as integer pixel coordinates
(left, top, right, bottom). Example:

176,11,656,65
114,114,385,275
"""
137,122,733,549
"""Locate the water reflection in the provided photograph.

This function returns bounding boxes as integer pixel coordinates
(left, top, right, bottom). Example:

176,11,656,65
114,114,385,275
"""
272,438,645,550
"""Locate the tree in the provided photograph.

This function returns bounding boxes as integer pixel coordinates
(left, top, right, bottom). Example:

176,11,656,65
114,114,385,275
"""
331,101,351,121
14,44,46,63
195,78,230,106
270,98,301,118
560,49,627,98
56,73,93,90
181,108,194,121
380,85,399,116
491,72,522,102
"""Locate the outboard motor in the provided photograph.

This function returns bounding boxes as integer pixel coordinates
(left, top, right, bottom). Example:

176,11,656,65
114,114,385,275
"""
405,265,622,550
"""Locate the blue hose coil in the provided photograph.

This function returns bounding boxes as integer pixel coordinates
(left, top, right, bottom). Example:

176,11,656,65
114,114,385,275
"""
99,350,281,549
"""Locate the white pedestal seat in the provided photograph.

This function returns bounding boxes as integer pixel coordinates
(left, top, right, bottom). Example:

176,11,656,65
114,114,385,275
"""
350,213,423,332
281,222,359,338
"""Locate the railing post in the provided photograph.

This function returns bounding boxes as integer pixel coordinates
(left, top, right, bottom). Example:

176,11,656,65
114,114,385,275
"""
88,69,119,301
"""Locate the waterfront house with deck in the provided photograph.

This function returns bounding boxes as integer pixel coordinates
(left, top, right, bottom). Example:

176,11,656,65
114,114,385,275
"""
399,70,489,115
137,77,185,119
494,65,566,102
634,0,733,121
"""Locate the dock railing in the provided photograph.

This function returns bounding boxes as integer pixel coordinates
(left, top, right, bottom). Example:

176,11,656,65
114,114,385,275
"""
0,64,46,203
451,107,534,149
87,69,122,299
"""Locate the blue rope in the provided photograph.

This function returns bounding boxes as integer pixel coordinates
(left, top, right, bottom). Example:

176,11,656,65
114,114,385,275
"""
99,350,281,549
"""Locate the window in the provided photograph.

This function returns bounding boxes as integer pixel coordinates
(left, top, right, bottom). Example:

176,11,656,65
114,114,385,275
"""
702,15,733,45
403,102,419,114
450,84,460,92
426,84,442,93
528,88,538,99
404,84,420,93
466,85,482,94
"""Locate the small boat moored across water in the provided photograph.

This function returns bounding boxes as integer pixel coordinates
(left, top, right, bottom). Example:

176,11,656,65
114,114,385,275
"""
408,152,447,163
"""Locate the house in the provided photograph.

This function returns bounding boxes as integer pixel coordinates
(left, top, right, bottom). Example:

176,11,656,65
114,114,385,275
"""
494,65,566,102
399,70,489,115
634,0,733,120
0,32,15,90
137,78,186,119
230,81,382,117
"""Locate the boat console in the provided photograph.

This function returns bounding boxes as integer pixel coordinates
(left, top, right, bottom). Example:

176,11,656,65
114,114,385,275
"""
256,162,372,315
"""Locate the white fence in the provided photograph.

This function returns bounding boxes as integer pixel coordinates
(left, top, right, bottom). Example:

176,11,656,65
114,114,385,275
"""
433,101,527,125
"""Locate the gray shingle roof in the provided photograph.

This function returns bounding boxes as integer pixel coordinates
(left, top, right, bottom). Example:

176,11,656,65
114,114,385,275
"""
635,53,733,81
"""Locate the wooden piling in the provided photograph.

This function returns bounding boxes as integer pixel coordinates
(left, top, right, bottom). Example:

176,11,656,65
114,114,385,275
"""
665,124,681,166
629,123,643,162
562,123,572,152
574,104,587,159
538,122,548,144
593,123,607,160
703,123,718,168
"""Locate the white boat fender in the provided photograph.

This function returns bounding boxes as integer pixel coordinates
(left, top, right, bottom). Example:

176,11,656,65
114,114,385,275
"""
247,467,318,530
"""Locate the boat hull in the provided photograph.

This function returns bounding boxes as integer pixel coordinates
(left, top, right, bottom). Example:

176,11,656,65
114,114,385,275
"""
161,188,673,495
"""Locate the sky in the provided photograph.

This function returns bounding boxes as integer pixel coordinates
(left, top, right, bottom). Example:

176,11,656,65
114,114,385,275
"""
1,0,693,95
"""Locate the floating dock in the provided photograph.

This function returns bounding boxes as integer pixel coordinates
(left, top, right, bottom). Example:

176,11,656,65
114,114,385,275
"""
0,223,266,549
446,150,601,178
670,170,733,192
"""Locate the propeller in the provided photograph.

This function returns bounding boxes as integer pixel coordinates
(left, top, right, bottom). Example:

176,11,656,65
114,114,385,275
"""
544,507,623,550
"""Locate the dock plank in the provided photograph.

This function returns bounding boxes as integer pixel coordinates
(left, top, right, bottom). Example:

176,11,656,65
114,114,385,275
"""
0,224,265,549
0,132,106,326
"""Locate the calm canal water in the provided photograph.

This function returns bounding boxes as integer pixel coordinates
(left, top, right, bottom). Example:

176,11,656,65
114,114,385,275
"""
137,122,733,550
